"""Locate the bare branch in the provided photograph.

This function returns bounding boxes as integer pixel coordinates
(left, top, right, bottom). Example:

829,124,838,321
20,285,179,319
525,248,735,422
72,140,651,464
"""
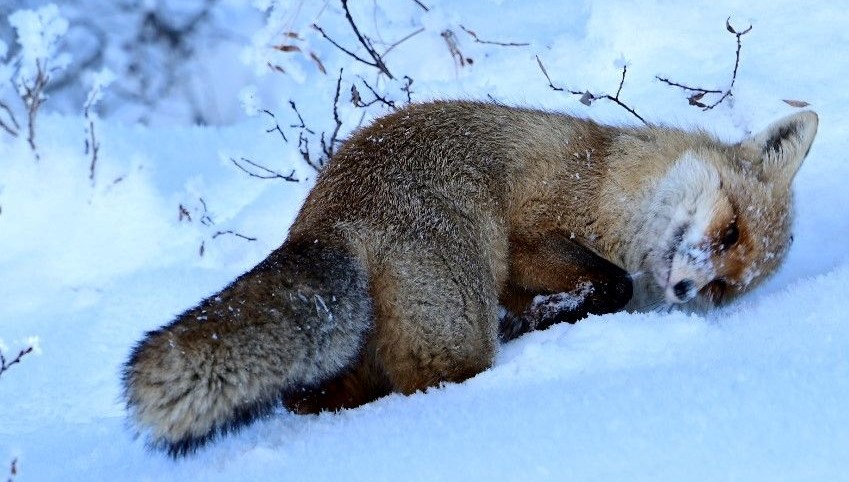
8,457,17,482
401,76,414,104
312,24,376,71
290,70,345,173
83,91,102,184
312,0,394,78
441,29,471,68
261,109,288,143
231,157,299,182
536,55,567,92
537,56,647,124
178,204,192,222
19,59,51,160
383,27,425,58
212,230,257,242
85,118,99,183
321,69,344,161
340,0,393,78
297,132,321,172
459,25,529,47
352,77,397,110
0,100,20,138
655,77,722,94
288,101,315,134
656,18,752,110
411,0,430,11
0,345,34,379
198,197,213,226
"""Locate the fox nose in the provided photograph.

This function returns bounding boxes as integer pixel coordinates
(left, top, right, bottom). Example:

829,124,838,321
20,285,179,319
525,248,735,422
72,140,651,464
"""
672,279,695,302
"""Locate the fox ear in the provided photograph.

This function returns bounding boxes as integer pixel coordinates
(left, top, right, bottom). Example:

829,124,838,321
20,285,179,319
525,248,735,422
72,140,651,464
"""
744,111,818,187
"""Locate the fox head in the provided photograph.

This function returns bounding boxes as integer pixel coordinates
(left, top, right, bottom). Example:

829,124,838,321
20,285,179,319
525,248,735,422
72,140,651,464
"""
625,111,818,309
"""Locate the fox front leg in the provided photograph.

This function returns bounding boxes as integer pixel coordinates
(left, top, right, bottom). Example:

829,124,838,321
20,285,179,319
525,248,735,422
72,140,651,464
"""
499,232,632,341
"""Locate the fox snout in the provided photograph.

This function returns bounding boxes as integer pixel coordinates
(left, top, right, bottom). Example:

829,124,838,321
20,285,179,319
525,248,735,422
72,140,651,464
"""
663,242,716,304
671,279,695,302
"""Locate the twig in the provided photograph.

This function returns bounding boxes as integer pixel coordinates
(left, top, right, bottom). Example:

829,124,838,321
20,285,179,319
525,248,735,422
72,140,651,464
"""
20,59,51,160
321,69,344,161
441,29,470,67
0,345,34,379
352,77,397,110
383,27,425,57
83,95,100,184
297,132,320,171
411,0,429,11
0,100,20,138
212,230,257,242
656,18,752,110
288,101,315,134
261,109,288,142
312,0,394,78
86,119,99,183
291,69,345,172
653,77,722,94
178,204,192,222
231,157,299,182
7,457,17,482
459,25,529,47
198,197,213,226
536,55,647,125
401,76,414,104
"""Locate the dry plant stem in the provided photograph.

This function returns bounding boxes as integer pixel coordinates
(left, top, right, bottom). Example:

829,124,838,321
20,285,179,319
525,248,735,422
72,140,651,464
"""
353,76,398,110
288,101,315,134
0,346,34,379
656,18,752,110
411,0,429,11
340,0,393,78
198,197,213,226
86,119,99,183
230,157,299,182
20,60,50,160
459,25,529,47
212,230,257,242
179,204,192,222
382,27,425,58
654,77,722,94
83,99,100,184
536,55,647,125
441,29,468,67
0,100,20,137
321,70,344,161
261,109,288,142
401,76,414,104
312,0,394,79
291,70,343,172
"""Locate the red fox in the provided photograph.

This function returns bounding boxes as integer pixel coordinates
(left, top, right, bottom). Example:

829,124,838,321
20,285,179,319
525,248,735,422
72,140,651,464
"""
123,101,818,455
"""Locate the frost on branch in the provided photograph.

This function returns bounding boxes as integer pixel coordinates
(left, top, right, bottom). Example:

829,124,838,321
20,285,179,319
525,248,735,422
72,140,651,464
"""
83,68,115,183
2,4,72,158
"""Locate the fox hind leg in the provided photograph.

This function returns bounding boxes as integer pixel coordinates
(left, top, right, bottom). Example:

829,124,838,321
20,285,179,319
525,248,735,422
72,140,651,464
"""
370,244,500,394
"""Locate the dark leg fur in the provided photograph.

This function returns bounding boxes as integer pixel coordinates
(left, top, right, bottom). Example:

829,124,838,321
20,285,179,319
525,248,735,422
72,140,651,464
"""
499,232,632,341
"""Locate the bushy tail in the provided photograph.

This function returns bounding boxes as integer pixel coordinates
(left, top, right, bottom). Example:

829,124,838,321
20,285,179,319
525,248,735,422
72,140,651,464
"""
122,240,372,456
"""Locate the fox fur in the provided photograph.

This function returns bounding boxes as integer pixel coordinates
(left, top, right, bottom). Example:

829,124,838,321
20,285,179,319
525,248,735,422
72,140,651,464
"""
123,100,818,455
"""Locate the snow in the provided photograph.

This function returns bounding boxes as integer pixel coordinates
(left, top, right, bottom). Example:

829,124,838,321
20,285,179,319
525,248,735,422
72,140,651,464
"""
1,1,848,480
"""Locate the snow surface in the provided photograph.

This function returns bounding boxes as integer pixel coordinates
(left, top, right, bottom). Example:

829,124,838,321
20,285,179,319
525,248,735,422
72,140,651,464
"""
1,1,848,480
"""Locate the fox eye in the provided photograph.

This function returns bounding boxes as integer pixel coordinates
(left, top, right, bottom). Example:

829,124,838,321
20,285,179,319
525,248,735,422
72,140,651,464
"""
719,222,739,251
